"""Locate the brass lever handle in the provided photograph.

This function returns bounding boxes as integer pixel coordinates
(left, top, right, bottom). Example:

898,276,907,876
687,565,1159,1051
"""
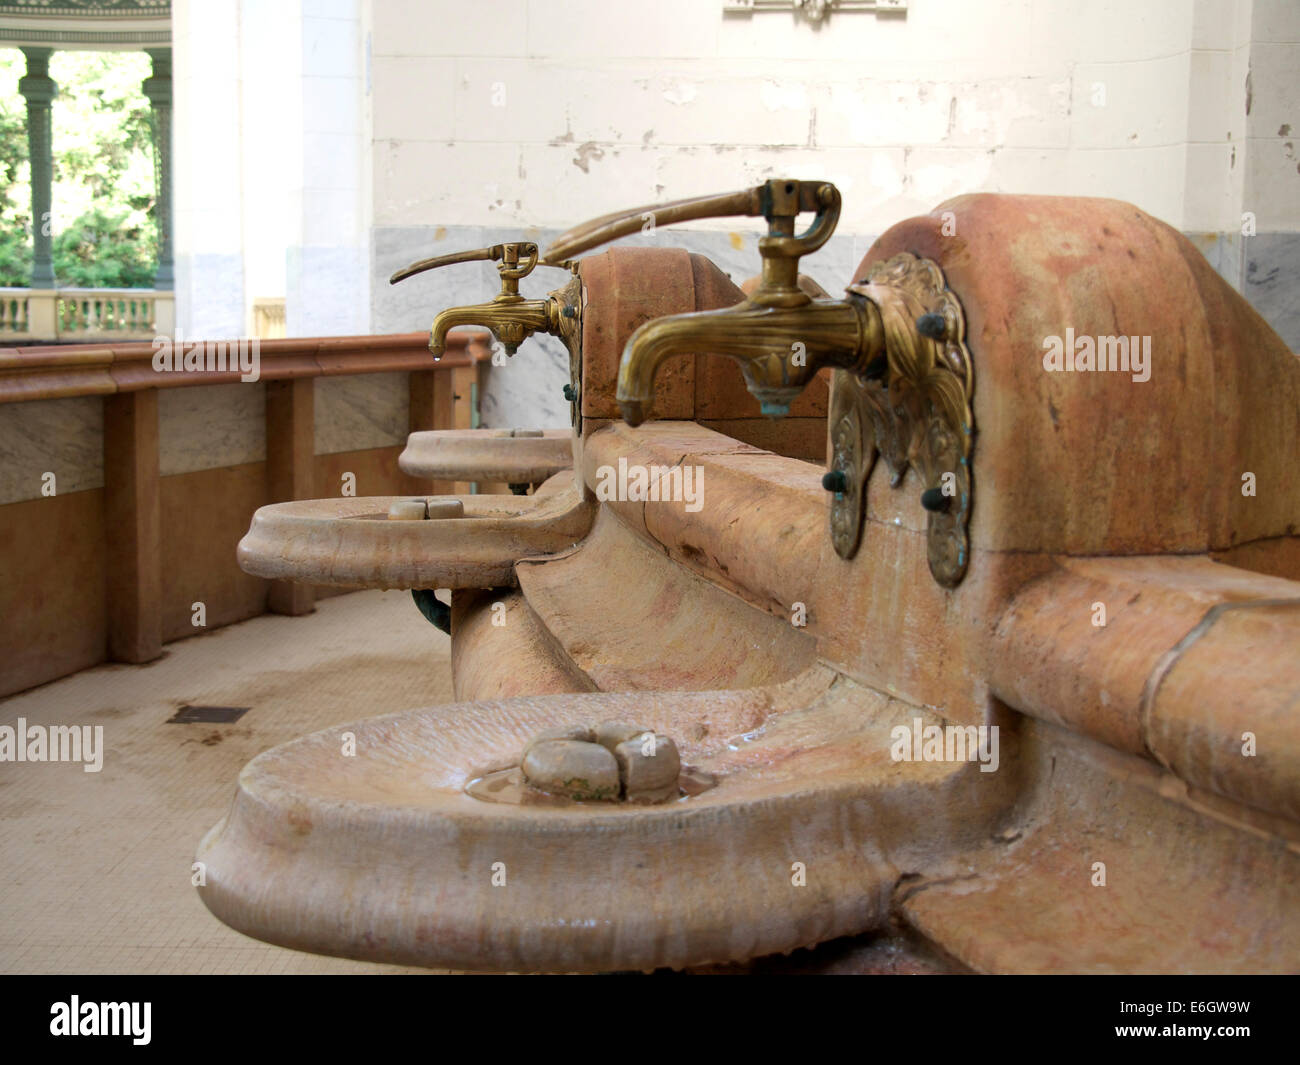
545,179,841,308
545,189,761,261
390,241,543,289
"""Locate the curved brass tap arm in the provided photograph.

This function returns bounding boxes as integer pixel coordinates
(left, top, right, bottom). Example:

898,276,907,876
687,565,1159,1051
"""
546,179,839,308
391,241,576,288
555,179,858,417
545,189,762,261
388,241,581,359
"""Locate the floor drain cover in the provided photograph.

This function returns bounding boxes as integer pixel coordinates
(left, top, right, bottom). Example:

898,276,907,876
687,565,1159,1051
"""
168,705,250,724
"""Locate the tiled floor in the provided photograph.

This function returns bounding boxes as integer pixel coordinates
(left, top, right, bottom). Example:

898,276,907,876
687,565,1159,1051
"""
0,590,453,974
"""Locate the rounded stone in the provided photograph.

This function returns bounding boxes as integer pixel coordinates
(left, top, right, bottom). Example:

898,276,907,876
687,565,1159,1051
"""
424,497,466,520
593,721,646,752
522,724,593,759
614,733,681,803
386,499,427,520
522,740,620,802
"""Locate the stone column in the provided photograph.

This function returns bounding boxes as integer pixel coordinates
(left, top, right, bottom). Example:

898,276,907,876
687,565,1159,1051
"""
142,48,174,290
104,390,163,664
18,48,56,289
172,0,245,337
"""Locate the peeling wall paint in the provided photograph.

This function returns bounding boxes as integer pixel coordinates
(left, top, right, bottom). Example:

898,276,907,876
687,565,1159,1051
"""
368,0,1297,240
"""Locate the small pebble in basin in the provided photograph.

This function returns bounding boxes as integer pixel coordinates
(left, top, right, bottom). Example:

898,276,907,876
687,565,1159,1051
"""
385,497,466,521
518,721,682,804
524,724,594,753
614,733,680,804
425,497,466,519
521,739,620,801
593,721,643,748
387,499,427,520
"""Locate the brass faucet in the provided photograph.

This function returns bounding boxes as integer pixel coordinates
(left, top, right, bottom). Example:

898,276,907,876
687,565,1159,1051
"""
545,179,977,588
390,241,580,360
547,180,897,423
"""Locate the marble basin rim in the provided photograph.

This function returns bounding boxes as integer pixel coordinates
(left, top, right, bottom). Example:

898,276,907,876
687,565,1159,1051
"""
400,427,575,484
195,676,1006,973
236,487,594,590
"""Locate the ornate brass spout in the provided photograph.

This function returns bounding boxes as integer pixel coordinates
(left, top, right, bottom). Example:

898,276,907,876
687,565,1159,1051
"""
428,297,554,360
592,181,881,424
549,180,879,421
547,180,978,588
616,298,879,425
390,241,581,361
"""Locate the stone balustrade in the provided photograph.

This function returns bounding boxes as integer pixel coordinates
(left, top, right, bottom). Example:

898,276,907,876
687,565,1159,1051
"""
0,287,176,343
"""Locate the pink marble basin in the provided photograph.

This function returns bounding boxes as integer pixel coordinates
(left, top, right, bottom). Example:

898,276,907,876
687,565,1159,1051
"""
195,671,999,972
399,428,574,485
236,488,593,590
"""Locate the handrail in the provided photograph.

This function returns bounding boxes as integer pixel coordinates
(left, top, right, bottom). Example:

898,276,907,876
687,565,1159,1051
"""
0,328,492,404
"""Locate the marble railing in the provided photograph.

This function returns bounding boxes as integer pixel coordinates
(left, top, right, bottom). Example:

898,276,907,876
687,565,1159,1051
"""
0,328,490,698
0,329,487,402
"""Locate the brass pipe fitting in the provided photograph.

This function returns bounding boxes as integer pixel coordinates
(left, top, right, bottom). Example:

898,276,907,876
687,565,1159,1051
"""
390,241,581,360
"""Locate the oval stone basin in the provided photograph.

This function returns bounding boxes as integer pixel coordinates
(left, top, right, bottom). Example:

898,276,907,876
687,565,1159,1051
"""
236,488,594,589
195,675,1000,973
400,428,574,485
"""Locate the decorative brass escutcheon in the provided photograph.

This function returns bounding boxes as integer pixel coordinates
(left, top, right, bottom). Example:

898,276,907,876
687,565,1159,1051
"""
828,252,974,586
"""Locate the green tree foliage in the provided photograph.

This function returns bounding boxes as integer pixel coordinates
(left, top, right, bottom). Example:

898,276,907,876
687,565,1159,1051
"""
0,49,157,288
0,54,32,286
53,207,155,287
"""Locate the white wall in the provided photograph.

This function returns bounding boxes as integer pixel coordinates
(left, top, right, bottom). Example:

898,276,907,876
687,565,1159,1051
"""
1244,0,1300,233
172,0,244,338
172,0,370,339
368,0,1293,238
362,0,1298,426
238,0,298,323
288,0,369,336
172,0,1298,384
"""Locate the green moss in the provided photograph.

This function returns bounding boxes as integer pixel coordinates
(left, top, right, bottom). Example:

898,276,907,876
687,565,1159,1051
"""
560,777,618,801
